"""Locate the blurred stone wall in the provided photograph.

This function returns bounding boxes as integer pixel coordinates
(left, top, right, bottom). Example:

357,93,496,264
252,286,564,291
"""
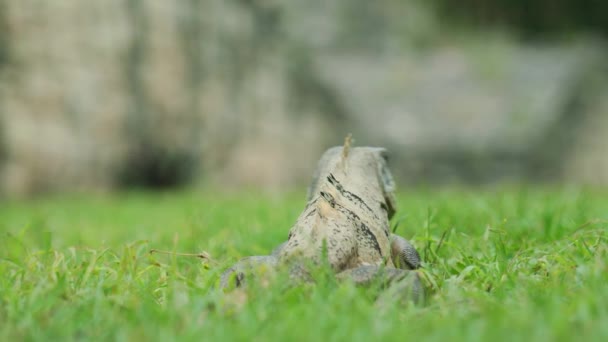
0,0,607,197
315,38,608,184
0,1,129,196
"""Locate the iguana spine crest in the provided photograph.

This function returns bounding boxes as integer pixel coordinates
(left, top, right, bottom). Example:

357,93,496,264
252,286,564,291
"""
341,133,353,172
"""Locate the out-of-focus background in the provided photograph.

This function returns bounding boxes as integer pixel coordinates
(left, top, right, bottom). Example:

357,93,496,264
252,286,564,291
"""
0,0,607,197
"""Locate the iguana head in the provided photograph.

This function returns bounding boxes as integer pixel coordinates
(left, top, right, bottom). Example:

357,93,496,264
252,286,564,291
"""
306,146,397,220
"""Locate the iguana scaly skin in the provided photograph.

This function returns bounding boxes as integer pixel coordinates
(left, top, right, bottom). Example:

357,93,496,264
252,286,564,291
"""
221,143,423,303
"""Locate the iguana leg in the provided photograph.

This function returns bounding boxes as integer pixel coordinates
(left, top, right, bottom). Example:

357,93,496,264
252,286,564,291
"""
390,234,421,270
220,241,288,289
271,242,287,256
337,234,423,304
335,265,406,285
219,255,278,289
336,265,423,304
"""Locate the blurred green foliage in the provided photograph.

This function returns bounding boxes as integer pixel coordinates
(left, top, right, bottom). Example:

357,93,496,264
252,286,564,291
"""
433,0,608,38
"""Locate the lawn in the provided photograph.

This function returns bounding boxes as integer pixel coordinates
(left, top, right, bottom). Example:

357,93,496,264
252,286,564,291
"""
1,187,607,341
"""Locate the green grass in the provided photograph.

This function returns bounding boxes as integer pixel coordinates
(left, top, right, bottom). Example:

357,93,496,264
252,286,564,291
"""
1,187,607,341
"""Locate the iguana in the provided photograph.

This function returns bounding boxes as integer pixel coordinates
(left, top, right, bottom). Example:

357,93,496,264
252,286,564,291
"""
220,137,423,303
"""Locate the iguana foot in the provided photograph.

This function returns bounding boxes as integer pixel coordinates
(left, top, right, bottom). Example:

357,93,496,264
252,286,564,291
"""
336,265,424,304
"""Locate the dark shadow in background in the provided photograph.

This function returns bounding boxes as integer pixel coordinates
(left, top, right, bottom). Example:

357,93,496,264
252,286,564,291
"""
118,0,200,189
